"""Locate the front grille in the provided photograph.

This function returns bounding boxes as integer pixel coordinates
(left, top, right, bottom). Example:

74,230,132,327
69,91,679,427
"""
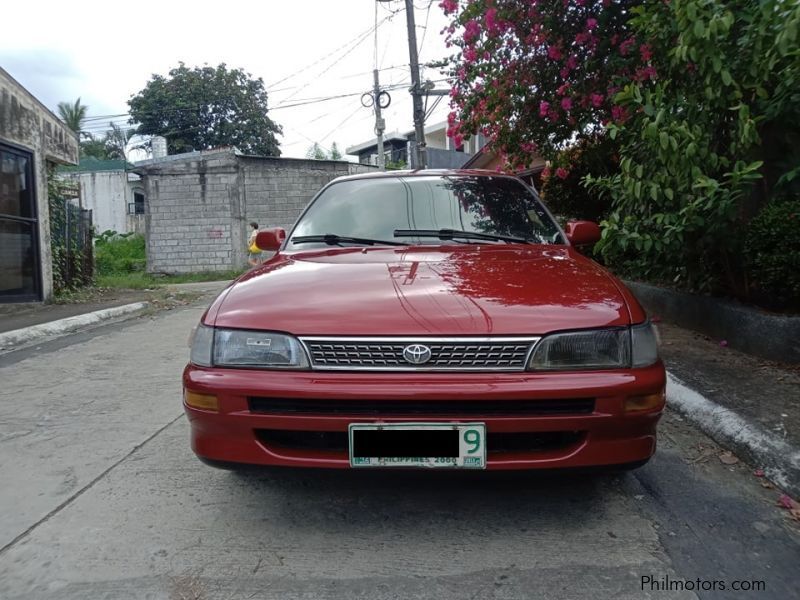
300,337,538,371
255,429,584,455
249,397,595,416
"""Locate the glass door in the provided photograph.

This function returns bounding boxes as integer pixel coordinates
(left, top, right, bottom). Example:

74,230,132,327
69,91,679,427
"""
0,143,41,302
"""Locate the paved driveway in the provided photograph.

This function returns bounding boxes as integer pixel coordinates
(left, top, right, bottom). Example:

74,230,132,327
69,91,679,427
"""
0,302,797,599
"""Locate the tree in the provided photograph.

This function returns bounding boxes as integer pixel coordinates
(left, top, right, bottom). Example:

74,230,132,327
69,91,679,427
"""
78,122,135,160
104,122,134,160
79,138,108,160
305,143,328,160
128,63,282,156
57,98,88,137
329,142,343,160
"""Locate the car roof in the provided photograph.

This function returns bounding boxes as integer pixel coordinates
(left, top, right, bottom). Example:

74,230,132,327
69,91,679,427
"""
331,168,517,184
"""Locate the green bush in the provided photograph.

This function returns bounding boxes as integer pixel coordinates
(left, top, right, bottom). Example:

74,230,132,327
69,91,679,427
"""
744,200,800,309
94,232,146,276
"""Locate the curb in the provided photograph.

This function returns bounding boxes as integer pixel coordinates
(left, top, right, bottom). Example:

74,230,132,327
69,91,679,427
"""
667,372,800,497
0,302,150,353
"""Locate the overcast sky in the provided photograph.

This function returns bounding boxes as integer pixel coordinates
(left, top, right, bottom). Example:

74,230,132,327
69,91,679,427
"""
0,0,452,159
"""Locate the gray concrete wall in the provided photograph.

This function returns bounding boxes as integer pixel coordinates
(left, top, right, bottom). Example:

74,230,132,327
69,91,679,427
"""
135,149,375,274
627,280,800,364
0,67,79,301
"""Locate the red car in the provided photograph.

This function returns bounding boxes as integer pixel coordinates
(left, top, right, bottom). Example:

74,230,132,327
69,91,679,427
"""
184,170,665,471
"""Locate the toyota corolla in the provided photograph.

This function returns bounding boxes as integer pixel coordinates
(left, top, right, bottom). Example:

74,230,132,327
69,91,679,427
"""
184,170,665,471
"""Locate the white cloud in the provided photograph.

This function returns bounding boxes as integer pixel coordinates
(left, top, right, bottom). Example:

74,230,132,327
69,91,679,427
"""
0,0,453,158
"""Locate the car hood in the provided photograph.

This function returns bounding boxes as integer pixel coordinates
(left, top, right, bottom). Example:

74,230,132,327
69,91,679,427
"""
211,246,635,335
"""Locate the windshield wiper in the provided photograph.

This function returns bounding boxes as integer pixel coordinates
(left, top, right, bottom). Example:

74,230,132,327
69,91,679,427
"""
292,234,407,247
394,229,536,245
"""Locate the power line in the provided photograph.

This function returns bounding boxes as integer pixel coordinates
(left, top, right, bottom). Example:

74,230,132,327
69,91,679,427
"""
266,14,395,90
274,13,397,108
418,0,435,58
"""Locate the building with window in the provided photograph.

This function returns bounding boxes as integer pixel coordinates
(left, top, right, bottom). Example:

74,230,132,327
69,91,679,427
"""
345,133,409,167
346,121,485,169
0,67,79,302
60,159,146,235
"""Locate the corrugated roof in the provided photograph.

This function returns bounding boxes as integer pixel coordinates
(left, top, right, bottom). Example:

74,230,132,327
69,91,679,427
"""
59,158,133,173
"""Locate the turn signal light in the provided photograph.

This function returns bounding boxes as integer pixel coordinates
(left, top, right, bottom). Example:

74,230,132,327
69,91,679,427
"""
624,390,665,412
184,390,219,411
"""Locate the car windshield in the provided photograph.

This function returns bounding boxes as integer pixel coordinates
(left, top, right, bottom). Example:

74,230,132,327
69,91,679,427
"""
285,175,564,249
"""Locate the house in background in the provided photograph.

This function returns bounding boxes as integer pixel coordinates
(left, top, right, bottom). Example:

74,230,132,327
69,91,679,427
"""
0,67,79,302
59,158,146,235
346,121,485,169
346,133,409,167
462,145,547,189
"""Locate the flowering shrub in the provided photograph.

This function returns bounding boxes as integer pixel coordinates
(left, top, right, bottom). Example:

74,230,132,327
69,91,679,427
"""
443,0,800,306
441,0,644,172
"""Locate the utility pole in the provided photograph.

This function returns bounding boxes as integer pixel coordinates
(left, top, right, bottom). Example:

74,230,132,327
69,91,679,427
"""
404,0,427,169
373,69,386,171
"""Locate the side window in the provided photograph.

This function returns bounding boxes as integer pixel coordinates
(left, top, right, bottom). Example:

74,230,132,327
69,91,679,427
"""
130,191,145,215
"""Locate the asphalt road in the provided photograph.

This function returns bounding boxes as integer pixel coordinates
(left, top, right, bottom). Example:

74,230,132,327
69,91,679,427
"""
0,300,797,600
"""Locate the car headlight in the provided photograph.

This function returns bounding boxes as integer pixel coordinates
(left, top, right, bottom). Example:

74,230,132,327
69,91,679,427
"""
631,321,659,367
528,322,659,371
189,325,309,369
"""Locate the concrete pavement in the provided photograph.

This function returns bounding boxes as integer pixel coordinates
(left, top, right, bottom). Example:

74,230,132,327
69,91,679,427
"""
0,300,798,599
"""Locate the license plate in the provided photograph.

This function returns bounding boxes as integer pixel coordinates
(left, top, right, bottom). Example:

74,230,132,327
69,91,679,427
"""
348,422,486,469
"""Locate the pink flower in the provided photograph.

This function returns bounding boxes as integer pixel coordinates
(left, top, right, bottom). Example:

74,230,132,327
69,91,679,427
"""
556,167,569,179
539,100,550,117
640,44,653,62
541,166,552,179
566,55,578,70
463,47,477,63
561,97,573,111
464,19,481,43
586,18,598,31
620,37,635,56
591,93,604,108
547,45,562,60
634,65,658,81
611,105,629,123
485,8,498,32
438,0,458,14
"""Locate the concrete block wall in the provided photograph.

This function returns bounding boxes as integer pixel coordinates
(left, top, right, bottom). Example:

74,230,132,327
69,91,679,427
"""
138,150,241,274
136,149,377,274
241,158,357,232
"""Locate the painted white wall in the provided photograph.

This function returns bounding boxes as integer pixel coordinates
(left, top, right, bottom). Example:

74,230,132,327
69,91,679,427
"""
63,171,144,234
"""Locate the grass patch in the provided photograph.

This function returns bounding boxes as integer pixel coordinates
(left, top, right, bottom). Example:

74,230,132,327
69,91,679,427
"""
93,231,245,290
96,269,245,290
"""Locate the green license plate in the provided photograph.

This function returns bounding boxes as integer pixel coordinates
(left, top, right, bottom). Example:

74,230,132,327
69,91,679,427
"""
348,422,486,469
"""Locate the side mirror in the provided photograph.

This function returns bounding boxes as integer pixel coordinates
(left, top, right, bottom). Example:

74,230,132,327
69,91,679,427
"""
565,220,601,246
255,228,286,252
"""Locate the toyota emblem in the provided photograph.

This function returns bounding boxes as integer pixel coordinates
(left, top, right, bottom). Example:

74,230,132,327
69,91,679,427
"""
402,344,432,365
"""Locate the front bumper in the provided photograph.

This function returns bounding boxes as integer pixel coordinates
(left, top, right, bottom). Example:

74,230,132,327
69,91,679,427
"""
183,363,666,470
